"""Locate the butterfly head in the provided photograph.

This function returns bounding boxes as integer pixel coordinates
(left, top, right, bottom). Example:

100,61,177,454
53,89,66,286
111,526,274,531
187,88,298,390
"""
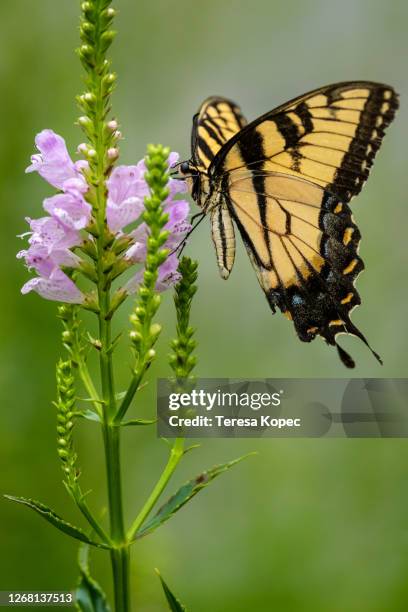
171,159,202,201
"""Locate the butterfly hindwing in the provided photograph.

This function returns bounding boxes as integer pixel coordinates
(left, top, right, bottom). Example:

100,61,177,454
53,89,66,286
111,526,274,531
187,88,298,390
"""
210,82,398,204
225,171,378,366
192,97,247,173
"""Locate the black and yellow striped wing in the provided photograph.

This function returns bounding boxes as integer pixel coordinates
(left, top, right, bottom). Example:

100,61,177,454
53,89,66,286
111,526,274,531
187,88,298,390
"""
191,97,247,173
225,172,374,366
211,81,398,203
208,82,398,366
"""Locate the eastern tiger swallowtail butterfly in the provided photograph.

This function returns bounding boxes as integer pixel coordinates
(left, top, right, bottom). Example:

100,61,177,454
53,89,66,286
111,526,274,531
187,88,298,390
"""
173,82,399,368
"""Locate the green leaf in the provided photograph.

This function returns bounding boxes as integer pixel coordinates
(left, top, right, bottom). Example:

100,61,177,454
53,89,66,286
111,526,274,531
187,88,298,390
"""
4,496,108,549
75,408,101,422
156,569,186,612
136,454,253,539
122,418,157,427
75,544,111,612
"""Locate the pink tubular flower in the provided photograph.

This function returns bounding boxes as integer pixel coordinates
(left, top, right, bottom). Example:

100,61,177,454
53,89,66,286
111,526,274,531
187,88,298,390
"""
17,242,80,277
17,216,82,274
106,163,147,233
125,223,148,263
17,215,83,302
26,129,88,192
43,191,92,231
23,216,82,251
21,269,84,303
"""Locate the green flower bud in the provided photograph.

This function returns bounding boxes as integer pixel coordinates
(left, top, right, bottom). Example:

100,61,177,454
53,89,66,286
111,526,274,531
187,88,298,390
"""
149,323,162,342
62,330,72,343
130,331,142,347
138,287,150,299
81,1,92,15
103,72,116,85
81,21,94,33
79,44,93,57
151,294,161,310
78,115,92,127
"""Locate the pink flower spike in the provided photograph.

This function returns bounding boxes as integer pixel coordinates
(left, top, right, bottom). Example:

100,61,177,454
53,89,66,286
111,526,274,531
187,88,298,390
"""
43,192,92,231
21,269,84,303
26,129,87,192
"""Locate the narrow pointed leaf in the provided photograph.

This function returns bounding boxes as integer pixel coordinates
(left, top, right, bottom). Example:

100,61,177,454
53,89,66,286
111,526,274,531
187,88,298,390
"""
75,409,101,422
136,454,253,539
4,496,108,549
122,418,156,427
75,544,111,612
156,569,186,612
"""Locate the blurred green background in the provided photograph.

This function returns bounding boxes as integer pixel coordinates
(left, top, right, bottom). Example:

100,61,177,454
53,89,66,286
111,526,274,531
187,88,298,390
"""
1,0,408,610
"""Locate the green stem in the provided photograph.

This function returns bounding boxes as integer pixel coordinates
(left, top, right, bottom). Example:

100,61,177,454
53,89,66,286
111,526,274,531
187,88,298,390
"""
77,359,103,416
114,368,145,425
102,423,129,611
127,438,184,541
98,289,129,611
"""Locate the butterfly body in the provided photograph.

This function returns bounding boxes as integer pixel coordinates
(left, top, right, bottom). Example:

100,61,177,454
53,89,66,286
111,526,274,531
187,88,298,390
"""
176,82,398,367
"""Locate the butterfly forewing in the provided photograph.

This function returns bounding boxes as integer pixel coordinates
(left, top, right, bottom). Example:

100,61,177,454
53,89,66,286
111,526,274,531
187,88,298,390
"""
192,96,247,173
210,82,398,203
